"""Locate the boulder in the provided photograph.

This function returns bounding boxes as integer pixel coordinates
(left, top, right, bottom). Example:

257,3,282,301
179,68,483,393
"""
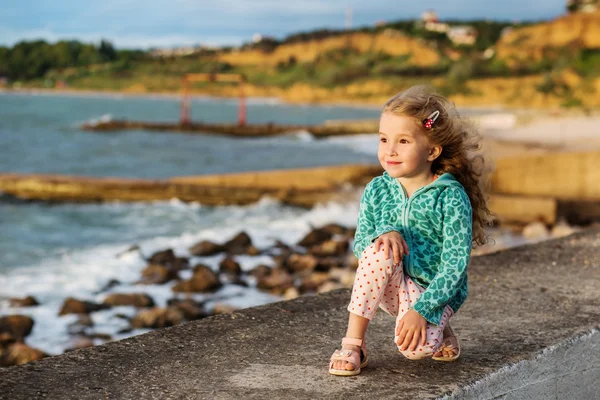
0,315,34,341
257,268,294,294
171,265,221,293
345,253,359,269
139,264,179,285
219,257,242,276
227,276,249,287
314,256,345,272
8,296,39,308
148,249,176,265
189,240,225,256
211,303,239,315
0,343,46,367
67,315,94,335
309,239,348,257
224,232,253,255
249,264,272,280
166,299,208,320
246,245,261,256
283,287,300,300
130,307,185,329
328,268,357,286
299,272,331,294
297,228,333,247
102,293,155,308
286,253,318,273
146,249,188,270
0,333,16,347
171,257,190,271
58,298,110,316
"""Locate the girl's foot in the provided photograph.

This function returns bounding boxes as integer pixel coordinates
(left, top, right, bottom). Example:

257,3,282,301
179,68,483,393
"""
432,325,460,361
329,337,368,376
330,344,361,371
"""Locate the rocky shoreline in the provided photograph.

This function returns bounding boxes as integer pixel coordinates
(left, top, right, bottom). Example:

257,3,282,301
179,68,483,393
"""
0,219,581,368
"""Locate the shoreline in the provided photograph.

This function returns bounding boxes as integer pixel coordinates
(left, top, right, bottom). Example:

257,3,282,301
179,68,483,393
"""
0,87,508,112
4,87,598,118
0,87,382,110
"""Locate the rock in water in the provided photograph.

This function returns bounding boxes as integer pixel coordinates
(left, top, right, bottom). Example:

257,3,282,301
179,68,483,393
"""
167,299,208,320
130,307,185,329
286,253,318,273
257,268,294,294
8,296,40,308
0,315,34,341
189,240,225,256
102,293,156,308
0,343,46,367
58,298,111,316
139,264,179,285
249,264,272,280
219,257,242,277
148,249,176,265
297,228,333,247
224,232,253,255
172,265,221,293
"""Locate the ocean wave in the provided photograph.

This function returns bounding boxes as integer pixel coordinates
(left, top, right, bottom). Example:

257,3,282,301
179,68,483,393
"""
0,196,361,354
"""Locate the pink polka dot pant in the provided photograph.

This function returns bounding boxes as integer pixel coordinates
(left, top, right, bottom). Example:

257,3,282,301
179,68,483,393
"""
347,244,454,360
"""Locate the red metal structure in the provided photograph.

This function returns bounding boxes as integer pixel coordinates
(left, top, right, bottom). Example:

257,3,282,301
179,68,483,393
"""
180,73,246,126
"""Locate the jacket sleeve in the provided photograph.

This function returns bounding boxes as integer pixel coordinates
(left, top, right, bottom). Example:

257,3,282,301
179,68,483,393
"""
352,181,399,259
411,187,473,325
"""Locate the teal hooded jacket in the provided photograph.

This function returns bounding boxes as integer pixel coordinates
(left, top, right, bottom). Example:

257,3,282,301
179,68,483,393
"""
353,171,473,326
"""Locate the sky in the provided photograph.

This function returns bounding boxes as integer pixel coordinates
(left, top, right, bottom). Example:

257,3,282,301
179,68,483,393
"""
1,0,568,49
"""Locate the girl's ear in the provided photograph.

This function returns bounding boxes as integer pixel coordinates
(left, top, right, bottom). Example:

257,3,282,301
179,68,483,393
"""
428,145,442,162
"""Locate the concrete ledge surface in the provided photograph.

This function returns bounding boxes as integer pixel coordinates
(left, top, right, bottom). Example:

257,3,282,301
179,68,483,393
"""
1,228,599,399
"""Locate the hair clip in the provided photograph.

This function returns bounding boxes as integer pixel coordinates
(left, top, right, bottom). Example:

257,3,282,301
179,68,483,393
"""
423,110,440,130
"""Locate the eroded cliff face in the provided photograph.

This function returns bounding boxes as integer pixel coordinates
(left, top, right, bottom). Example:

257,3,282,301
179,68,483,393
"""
216,30,440,67
495,11,600,64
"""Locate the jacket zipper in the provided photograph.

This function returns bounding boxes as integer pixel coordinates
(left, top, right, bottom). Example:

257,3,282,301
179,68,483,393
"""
396,181,428,277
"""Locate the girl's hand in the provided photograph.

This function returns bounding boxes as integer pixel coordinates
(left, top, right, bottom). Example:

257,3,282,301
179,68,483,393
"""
395,309,427,351
374,231,409,265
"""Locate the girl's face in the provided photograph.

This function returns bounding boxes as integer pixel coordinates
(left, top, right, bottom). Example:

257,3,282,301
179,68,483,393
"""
378,112,438,179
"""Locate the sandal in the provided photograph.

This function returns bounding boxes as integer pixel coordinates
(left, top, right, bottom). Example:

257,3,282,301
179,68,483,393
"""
329,337,369,376
431,325,460,362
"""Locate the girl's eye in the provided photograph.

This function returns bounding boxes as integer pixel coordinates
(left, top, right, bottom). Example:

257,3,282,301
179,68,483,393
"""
380,138,387,143
399,139,409,144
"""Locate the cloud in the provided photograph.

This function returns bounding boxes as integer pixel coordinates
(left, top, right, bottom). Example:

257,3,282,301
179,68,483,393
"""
0,0,567,48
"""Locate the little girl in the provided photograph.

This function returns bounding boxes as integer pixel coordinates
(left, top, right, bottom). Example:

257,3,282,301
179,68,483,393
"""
329,85,492,376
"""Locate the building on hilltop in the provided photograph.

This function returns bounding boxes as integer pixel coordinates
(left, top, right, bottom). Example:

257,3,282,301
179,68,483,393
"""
421,9,439,23
418,9,475,46
425,21,450,33
447,26,478,46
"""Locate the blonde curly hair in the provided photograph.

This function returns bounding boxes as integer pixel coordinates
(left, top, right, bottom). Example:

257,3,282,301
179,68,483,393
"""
382,85,493,246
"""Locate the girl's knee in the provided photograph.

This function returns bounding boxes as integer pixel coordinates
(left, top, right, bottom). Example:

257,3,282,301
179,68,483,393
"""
361,244,397,268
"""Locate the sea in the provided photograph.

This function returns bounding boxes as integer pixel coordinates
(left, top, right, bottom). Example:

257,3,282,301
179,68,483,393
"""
0,91,528,355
